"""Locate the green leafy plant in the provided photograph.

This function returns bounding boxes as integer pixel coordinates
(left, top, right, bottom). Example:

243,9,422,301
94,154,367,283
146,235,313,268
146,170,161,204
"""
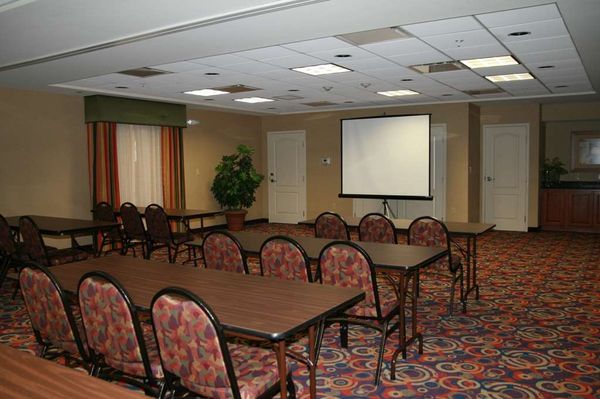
211,144,264,210
542,157,568,186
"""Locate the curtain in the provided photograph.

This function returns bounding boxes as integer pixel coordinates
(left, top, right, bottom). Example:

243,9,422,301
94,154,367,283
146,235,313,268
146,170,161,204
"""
161,127,186,209
117,123,163,207
87,122,120,208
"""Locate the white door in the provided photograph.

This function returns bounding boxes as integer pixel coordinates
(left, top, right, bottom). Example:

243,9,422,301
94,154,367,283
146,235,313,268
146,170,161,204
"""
483,124,529,231
353,124,446,220
268,131,306,223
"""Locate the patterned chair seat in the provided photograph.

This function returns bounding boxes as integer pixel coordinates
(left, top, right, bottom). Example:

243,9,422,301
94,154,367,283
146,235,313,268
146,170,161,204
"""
347,276,399,318
182,342,288,399
46,248,89,266
103,324,163,379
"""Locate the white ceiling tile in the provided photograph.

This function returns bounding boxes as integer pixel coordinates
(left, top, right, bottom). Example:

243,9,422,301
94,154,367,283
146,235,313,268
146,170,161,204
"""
188,54,248,66
318,71,373,83
494,79,546,89
537,73,590,84
476,4,560,28
263,53,323,68
505,36,575,55
470,64,528,77
308,46,375,62
402,16,483,36
490,19,569,42
550,83,594,93
526,58,584,71
150,61,205,73
426,69,481,81
444,79,498,91
362,65,417,79
236,46,299,61
254,68,305,80
421,29,501,51
443,43,509,60
283,37,352,53
335,57,398,72
360,38,435,57
221,61,281,74
505,87,550,96
387,51,451,66
516,48,579,63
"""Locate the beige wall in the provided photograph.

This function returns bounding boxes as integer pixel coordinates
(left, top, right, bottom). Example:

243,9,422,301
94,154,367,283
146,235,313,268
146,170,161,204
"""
260,103,472,222
0,88,89,247
480,103,541,227
183,108,263,228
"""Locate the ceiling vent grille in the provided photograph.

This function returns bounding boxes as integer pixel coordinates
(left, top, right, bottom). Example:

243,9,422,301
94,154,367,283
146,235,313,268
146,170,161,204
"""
273,94,304,100
214,84,259,93
411,61,466,74
463,88,506,96
302,101,337,107
118,67,171,78
337,27,411,46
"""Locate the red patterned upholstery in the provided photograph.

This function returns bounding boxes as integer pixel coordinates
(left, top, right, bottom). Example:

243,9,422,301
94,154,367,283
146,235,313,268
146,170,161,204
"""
359,213,397,244
408,216,464,314
260,236,312,282
78,272,163,382
314,212,350,240
19,264,88,362
202,231,248,274
151,288,292,399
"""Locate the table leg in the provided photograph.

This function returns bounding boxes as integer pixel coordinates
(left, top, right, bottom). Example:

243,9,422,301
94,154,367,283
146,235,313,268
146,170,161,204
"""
276,340,288,398
308,325,317,399
473,237,479,300
463,236,480,301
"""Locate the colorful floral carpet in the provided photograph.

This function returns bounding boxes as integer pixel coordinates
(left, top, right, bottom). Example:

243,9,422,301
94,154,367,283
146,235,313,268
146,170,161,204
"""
1,224,599,398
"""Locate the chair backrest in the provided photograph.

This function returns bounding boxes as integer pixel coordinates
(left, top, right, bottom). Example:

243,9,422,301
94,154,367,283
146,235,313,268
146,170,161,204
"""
120,202,146,240
202,231,248,274
19,262,87,360
407,216,452,266
358,213,397,244
318,241,381,318
0,214,17,256
151,287,240,398
145,204,171,244
94,202,117,223
19,216,49,265
314,212,350,240
78,271,154,379
260,235,312,282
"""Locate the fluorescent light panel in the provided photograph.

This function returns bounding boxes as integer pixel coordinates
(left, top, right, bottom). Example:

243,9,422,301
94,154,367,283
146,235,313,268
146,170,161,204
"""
460,55,518,69
377,89,420,97
485,73,534,82
184,89,229,96
291,63,351,76
234,97,274,103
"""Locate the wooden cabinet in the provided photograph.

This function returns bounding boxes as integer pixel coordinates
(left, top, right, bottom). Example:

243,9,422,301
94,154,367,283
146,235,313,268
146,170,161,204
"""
540,189,600,232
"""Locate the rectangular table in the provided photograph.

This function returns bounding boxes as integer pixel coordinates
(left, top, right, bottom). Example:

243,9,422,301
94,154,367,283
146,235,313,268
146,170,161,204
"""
300,217,495,301
6,215,120,253
0,344,144,399
191,231,447,369
50,256,364,399
113,207,223,235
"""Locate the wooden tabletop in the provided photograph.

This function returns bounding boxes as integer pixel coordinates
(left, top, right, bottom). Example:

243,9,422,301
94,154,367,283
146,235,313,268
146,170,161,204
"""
0,344,144,399
5,215,119,236
191,231,447,273
134,207,223,219
50,256,364,340
299,217,495,237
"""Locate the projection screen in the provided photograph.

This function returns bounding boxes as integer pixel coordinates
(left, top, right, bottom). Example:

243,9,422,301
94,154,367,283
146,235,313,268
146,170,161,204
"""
340,114,431,199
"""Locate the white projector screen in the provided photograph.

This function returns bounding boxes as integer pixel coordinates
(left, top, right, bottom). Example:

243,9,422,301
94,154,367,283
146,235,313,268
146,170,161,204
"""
341,114,431,199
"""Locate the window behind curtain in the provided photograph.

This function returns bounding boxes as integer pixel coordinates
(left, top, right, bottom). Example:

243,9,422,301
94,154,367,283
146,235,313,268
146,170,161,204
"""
117,123,163,206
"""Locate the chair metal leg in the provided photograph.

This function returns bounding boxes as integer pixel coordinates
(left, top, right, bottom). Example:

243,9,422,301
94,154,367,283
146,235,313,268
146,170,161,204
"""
286,373,297,399
340,321,348,348
374,319,390,386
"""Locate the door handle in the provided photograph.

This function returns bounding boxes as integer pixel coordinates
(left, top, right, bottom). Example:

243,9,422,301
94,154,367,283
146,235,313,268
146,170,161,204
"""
270,178,277,183
486,176,495,182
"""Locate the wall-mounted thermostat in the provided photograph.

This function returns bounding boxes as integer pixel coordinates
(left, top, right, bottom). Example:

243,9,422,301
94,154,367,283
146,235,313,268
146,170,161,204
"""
320,157,331,166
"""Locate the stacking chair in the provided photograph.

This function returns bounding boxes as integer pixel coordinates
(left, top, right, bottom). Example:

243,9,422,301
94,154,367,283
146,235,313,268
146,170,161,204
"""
144,204,196,265
93,201,123,257
408,216,465,315
259,235,312,282
201,230,248,274
318,241,399,385
19,262,88,367
314,211,350,240
151,287,295,399
0,214,25,287
19,216,88,266
358,212,398,244
119,202,150,258
78,271,164,397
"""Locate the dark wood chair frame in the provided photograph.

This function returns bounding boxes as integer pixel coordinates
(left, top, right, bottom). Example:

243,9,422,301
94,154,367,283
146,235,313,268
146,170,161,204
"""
314,211,351,240
358,212,398,244
201,230,249,274
316,240,400,386
144,204,197,266
150,286,295,399
119,202,150,259
77,270,165,397
259,235,313,283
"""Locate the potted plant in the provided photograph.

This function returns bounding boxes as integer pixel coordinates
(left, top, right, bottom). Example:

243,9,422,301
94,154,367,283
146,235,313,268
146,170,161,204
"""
542,157,568,188
211,144,264,231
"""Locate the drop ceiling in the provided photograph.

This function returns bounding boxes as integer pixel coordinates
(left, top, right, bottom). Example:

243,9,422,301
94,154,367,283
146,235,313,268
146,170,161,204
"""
0,0,598,115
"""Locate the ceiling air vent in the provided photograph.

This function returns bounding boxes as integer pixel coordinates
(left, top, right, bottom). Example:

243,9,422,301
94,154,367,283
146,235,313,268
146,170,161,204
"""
463,88,506,96
118,67,171,78
337,27,411,46
411,61,466,74
213,84,259,93
302,101,337,107
273,94,304,100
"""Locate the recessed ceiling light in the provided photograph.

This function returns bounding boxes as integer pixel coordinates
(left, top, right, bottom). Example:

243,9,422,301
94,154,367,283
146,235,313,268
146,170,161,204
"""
233,97,274,103
508,31,531,36
401,78,413,82
184,89,229,96
115,86,129,89
204,72,220,76
554,85,568,88
485,73,534,82
334,54,352,58
291,63,352,76
288,89,300,92
460,56,518,69
441,93,453,97
538,65,555,69
377,89,420,97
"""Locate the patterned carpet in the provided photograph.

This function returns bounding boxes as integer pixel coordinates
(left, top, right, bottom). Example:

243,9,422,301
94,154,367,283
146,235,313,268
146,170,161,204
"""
1,224,599,398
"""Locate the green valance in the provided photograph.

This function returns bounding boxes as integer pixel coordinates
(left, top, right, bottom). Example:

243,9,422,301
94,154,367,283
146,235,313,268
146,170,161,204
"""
84,95,187,127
